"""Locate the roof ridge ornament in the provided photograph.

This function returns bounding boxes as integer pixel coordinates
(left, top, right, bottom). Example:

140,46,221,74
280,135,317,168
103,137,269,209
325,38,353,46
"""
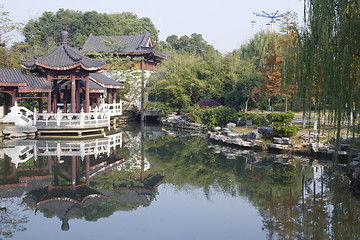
60,31,69,45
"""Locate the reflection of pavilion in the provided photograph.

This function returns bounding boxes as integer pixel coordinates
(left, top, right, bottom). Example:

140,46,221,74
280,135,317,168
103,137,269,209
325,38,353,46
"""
0,131,163,231
0,132,125,197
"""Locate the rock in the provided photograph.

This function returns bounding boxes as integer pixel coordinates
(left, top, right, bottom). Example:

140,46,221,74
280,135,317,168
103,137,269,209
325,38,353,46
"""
350,161,360,167
273,137,291,145
9,132,27,139
309,142,325,152
212,127,221,131
267,144,289,150
258,127,273,139
226,122,236,129
242,132,261,141
329,137,336,144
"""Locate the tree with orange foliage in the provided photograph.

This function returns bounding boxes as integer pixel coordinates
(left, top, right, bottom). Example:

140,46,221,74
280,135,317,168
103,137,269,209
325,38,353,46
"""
262,40,282,112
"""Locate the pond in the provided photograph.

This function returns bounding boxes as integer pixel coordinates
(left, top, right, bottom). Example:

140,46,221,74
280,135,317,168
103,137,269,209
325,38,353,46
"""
0,123,359,240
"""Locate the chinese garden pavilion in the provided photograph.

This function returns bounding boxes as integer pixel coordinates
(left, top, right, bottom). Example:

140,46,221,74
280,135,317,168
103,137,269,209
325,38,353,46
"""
21,31,107,114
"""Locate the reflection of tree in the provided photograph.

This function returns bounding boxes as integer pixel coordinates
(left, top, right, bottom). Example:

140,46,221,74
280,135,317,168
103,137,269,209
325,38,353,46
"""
145,132,360,239
146,135,241,197
0,198,28,238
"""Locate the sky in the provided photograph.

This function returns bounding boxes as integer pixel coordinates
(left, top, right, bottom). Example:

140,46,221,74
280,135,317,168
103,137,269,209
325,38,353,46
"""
1,0,304,53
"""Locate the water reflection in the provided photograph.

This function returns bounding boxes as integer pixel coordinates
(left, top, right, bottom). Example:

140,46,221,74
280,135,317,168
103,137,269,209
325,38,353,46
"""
0,126,163,236
0,125,360,239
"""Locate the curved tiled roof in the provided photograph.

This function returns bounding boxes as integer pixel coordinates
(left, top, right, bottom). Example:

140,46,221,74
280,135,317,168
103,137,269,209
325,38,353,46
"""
90,73,124,89
21,44,107,71
81,33,171,60
0,68,51,91
81,33,152,53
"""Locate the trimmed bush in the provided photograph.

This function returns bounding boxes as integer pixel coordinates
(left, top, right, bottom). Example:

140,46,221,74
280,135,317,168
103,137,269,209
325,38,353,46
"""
266,111,299,137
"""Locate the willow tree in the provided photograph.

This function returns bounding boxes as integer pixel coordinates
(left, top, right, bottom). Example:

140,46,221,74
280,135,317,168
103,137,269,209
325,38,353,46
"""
286,0,360,151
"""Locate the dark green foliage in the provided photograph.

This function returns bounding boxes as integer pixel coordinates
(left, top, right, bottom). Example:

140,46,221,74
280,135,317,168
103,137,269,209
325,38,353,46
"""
270,163,300,186
238,112,268,126
266,111,299,137
266,111,295,125
165,33,216,56
181,105,203,124
182,105,237,129
201,106,237,129
22,9,159,48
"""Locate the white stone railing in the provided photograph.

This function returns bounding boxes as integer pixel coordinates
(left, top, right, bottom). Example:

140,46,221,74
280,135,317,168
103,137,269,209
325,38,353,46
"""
34,107,110,128
98,100,123,117
0,102,34,126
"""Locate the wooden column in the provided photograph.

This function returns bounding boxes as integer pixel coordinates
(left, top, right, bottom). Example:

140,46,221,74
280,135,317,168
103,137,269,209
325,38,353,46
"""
63,85,68,113
11,89,16,106
4,93,8,115
85,75,90,112
113,90,116,103
97,95,101,107
76,80,80,112
71,75,76,113
47,74,53,113
53,80,58,113
47,93,51,113
38,93,43,113
107,90,111,104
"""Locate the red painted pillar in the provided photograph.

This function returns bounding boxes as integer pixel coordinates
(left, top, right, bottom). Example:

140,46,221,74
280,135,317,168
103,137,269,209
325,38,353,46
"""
71,75,76,113
76,80,80,112
11,89,16,106
38,93,43,113
97,95,101,107
107,90,111,104
85,76,90,112
4,93,8,115
53,80,58,113
47,93,51,113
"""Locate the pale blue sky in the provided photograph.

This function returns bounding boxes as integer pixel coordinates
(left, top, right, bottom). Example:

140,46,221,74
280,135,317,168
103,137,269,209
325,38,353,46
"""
2,0,304,53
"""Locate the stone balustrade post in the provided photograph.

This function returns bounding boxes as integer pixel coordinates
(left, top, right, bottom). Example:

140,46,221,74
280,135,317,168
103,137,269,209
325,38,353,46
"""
80,108,85,127
33,107,37,126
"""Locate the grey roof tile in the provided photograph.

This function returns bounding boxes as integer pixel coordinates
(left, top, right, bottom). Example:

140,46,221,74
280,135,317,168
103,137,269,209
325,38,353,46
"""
21,45,106,71
81,33,151,53
89,73,124,89
0,68,51,90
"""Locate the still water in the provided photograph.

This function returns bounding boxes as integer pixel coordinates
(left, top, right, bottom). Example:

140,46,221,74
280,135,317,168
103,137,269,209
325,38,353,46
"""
0,123,359,240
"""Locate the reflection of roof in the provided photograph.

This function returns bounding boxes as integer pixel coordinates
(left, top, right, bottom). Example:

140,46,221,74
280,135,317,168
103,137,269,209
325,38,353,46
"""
23,187,106,218
0,178,51,199
90,73,124,89
0,68,51,92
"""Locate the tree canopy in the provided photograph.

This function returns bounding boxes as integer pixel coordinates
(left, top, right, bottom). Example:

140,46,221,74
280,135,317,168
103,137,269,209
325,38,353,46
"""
22,9,159,47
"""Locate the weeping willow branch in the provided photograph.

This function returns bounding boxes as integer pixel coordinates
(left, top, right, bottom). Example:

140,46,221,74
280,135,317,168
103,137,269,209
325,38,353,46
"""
283,0,360,159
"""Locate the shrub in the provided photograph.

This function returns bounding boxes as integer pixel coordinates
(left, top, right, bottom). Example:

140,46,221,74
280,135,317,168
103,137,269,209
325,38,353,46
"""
238,112,268,126
266,111,295,125
182,105,203,124
201,106,237,129
266,111,299,137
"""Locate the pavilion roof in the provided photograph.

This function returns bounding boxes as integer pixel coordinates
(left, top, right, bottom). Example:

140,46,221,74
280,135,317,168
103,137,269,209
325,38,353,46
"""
0,68,27,87
0,68,51,92
81,33,171,60
89,73,124,89
21,32,107,72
